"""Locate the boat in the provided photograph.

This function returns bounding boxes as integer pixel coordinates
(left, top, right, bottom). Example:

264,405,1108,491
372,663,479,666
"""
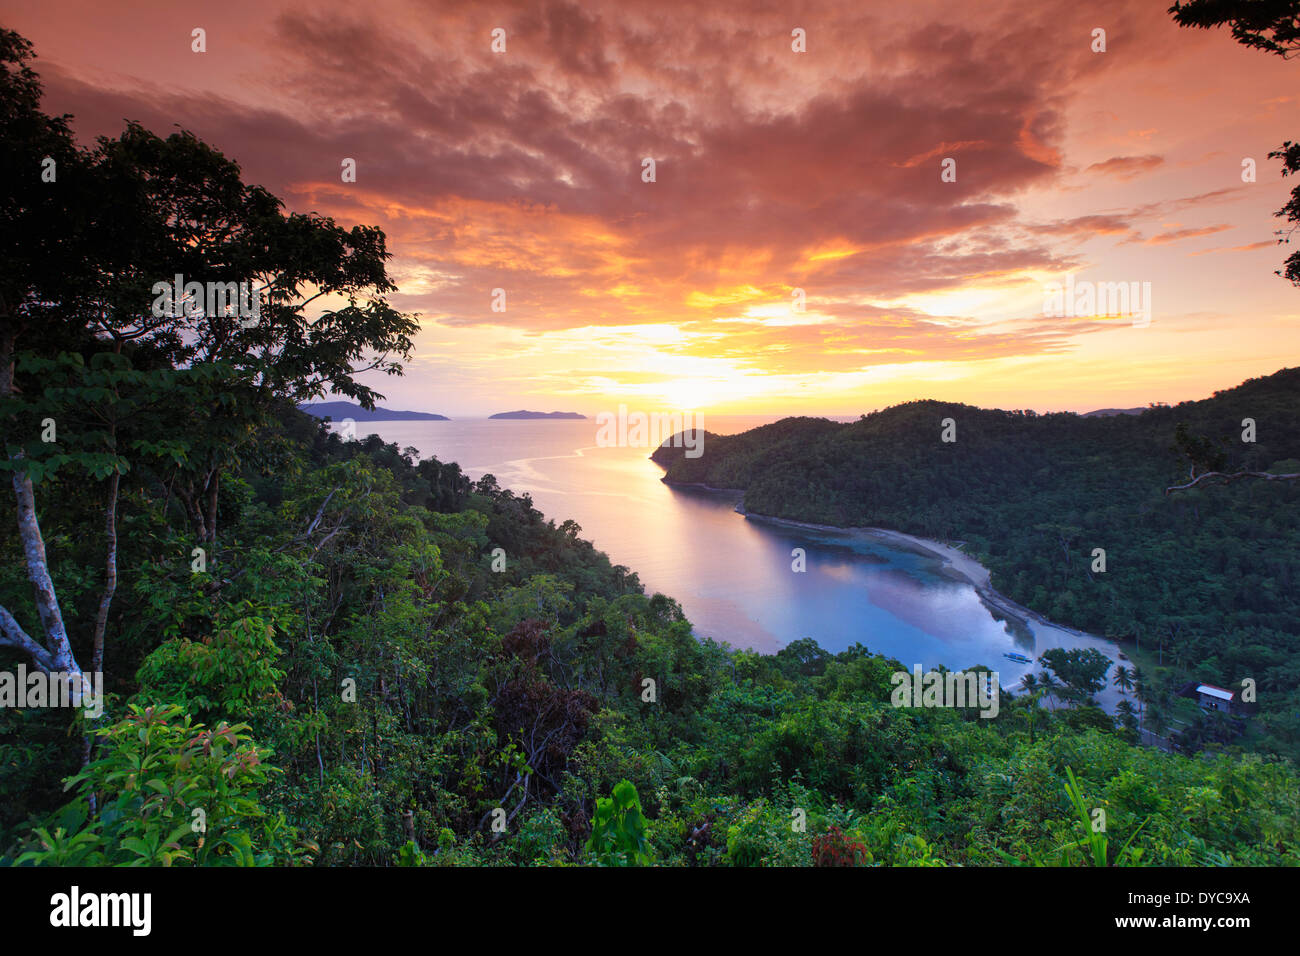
1003,652,1032,664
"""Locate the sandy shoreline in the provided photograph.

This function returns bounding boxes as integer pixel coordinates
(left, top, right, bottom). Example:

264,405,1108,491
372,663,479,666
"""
733,509,1127,713
736,510,993,586
736,510,1094,636
659,477,1127,712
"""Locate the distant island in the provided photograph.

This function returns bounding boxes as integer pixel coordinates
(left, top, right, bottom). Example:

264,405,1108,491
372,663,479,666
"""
300,400,449,422
1082,407,1146,418
489,410,587,420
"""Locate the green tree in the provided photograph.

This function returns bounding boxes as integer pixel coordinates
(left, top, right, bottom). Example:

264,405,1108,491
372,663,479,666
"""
15,704,308,866
1040,648,1111,699
586,779,652,866
1113,665,1134,695
0,30,416,703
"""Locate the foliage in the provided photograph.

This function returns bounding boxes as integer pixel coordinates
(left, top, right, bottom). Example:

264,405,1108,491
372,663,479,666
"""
2,27,1298,871
655,371,1300,761
811,826,870,867
586,780,652,866
12,704,307,866
1169,3,1300,281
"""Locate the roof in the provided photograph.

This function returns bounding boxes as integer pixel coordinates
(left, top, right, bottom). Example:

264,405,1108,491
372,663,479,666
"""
1196,684,1234,701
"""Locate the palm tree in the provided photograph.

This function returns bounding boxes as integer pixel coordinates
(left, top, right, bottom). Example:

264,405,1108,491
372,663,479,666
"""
1146,704,1168,739
1112,665,1133,695
1115,699,1138,733
1038,671,1058,711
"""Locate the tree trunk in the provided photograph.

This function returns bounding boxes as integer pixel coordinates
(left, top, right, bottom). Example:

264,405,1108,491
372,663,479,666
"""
91,469,119,676
10,464,82,679
0,328,61,673
205,469,219,544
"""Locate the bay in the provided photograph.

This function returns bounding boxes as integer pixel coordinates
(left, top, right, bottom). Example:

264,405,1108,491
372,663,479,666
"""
337,416,1125,705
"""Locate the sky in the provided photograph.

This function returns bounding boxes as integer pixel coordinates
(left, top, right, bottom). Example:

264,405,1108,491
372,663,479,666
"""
4,0,1298,416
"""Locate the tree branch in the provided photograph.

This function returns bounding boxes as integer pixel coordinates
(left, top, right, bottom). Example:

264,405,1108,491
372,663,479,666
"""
1165,470,1300,494
0,603,55,671
91,469,120,676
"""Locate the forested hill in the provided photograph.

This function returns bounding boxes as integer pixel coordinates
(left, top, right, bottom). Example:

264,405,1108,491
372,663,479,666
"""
4,24,1296,869
653,367,1300,759
301,401,449,422
7,404,1298,868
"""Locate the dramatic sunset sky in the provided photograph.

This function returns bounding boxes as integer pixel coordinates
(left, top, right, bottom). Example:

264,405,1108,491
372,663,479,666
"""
4,0,1298,415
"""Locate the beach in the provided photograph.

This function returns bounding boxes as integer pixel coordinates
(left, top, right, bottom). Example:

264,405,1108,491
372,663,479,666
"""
740,511,1130,715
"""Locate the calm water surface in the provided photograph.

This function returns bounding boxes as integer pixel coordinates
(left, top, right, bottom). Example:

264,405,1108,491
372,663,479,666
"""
343,417,1122,689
